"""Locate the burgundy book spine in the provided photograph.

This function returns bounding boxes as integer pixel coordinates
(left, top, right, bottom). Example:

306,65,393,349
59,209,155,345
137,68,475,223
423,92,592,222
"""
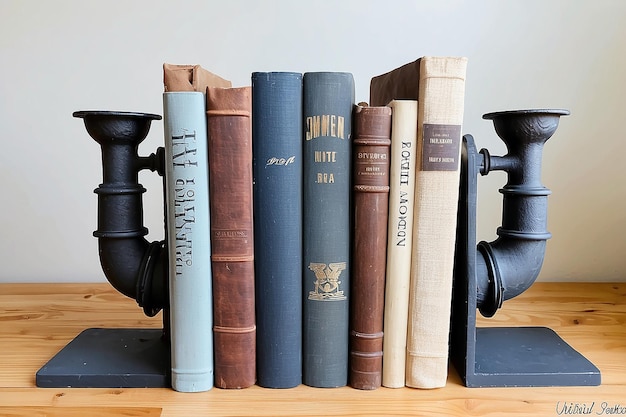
206,86,256,389
349,105,392,390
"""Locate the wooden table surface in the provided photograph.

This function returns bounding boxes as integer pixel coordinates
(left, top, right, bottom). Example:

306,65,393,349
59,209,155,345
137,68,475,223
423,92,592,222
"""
0,282,624,416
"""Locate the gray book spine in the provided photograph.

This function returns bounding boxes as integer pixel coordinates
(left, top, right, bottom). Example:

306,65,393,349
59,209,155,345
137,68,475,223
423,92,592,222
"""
302,72,355,388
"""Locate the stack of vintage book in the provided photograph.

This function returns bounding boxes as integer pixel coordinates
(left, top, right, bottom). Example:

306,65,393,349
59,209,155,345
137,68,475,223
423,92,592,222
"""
160,57,468,392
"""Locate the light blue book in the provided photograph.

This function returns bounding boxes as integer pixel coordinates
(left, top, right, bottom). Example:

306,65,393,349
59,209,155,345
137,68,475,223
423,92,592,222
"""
163,91,213,392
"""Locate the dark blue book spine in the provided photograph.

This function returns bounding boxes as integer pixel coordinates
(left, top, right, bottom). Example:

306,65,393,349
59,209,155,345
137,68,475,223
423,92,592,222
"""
302,72,355,388
252,72,303,388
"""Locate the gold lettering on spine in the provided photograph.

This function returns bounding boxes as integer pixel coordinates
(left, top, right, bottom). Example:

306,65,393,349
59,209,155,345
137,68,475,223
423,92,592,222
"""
337,116,344,138
321,115,330,137
316,173,335,183
305,115,345,140
307,114,345,184
314,151,336,162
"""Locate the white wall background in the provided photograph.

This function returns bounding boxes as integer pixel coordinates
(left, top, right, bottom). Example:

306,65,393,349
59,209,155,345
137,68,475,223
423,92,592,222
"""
0,0,624,283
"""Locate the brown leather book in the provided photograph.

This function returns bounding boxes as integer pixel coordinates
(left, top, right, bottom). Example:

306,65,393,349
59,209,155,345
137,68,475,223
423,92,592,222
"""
206,86,256,389
349,104,392,390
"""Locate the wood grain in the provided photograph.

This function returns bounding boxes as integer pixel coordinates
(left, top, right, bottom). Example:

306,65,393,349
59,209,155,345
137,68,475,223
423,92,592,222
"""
0,407,162,417
1,282,624,416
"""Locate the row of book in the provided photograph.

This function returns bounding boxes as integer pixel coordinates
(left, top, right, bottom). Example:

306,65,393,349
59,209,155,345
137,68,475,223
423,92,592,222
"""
161,57,468,392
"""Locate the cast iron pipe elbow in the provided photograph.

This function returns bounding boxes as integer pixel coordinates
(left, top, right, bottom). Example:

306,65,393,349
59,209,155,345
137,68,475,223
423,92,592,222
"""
75,111,167,317
474,109,569,317
475,235,548,317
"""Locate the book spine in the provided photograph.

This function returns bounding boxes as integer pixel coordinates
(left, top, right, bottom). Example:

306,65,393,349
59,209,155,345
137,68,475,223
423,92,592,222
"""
251,72,303,389
382,99,418,388
406,56,467,388
302,72,355,388
162,91,213,392
349,105,392,390
206,86,256,389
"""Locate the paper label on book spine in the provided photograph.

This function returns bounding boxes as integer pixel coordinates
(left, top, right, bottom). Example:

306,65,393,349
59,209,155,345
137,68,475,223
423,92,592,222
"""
421,124,461,171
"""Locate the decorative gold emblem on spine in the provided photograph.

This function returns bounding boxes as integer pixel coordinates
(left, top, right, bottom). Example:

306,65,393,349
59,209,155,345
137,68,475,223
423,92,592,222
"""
308,262,347,301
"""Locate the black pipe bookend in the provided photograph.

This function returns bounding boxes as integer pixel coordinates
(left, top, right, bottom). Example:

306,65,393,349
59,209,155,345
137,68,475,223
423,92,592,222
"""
450,109,601,387
36,111,171,388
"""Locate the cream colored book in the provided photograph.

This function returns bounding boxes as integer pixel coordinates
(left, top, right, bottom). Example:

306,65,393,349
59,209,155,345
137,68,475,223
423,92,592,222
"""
382,99,418,388
371,56,468,389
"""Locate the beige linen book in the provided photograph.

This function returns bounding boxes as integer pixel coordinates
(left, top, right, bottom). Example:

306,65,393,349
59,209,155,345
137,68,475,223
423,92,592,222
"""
382,100,418,388
371,56,468,388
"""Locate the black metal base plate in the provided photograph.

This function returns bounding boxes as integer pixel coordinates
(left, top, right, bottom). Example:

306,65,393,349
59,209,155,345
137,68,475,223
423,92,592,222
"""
36,328,170,388
467,326,601,387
